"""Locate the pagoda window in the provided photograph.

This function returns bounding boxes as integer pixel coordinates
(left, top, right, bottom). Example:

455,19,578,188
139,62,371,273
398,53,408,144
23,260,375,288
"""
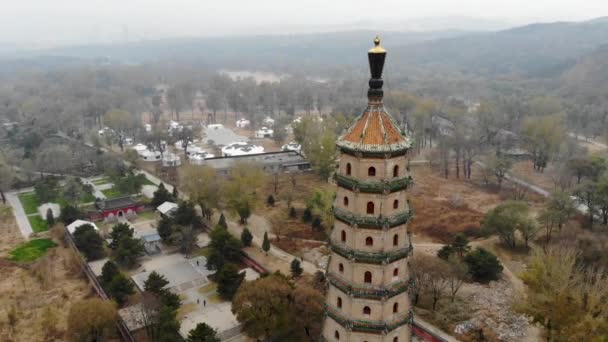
364,271,372,283
393,268,399,276
368,166,376,176
363,306,371,315
366,202,375,214
393,338,398,342
335,331,340,340
337,297,342,308
393,199,399,209
393,302,399,313
393,165,399,177
339,263,344,273
343,196,349,207
365,236,374,246
346,163,352,175
393,234,398,246
341,230,346,242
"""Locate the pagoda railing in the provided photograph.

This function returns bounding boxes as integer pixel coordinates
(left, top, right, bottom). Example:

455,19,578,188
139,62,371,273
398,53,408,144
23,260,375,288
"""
330,242,413,264
335,174,413,194
325,304,413,334
327,272,414,300
333,207,413,229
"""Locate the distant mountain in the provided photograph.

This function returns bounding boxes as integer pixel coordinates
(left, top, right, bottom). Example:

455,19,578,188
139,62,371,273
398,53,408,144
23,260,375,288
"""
561,45,608,93
3,17,608,78
392,18,608,77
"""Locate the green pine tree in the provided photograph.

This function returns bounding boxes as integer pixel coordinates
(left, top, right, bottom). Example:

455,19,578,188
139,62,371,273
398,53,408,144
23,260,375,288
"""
290,258,303,278
262,232,271,255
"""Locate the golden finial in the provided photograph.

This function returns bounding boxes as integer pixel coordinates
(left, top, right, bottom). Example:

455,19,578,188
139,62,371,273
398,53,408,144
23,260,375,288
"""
369,36,386,53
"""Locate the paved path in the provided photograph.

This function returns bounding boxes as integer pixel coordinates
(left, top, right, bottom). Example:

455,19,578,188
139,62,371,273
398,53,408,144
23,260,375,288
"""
6,189,34,238
83,178,107,200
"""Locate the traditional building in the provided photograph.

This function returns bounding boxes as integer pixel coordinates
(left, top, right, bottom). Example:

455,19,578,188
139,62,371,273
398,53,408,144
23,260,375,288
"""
322,38,415,342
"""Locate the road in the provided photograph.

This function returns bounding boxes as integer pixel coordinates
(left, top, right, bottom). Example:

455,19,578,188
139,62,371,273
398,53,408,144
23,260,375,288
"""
6,188,34,238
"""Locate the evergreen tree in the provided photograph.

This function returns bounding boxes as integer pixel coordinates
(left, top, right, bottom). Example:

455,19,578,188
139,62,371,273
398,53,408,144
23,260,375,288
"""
302,207,312,223
73,224,105,261
144,271,169,294
452,233,471,257
267,195,275,207
159,290,181,311
289,207,297,219
174,201,202,229
241,228,253,247
218,213,227,229
100,261,120,287
109,223,134,249
464,248,503,283
60,204,83,225
437,245,454,260
152,306,182,341
262,232,271,255
114,235,145,268
216,263,245,300
151,183,174,207
157,216,173,243
290,258,303,278
107,273,134,305
45,208,55,226
187,322,220,342
172,186,178,199
206,226,243,271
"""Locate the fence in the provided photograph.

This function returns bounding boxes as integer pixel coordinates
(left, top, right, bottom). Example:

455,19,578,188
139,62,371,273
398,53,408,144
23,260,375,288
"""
241,252,269,274
412,321,449,342
63,226,135,342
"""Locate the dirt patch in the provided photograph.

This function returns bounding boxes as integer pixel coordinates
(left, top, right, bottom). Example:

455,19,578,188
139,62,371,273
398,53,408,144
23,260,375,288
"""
408,165,502,243
271,237,325,257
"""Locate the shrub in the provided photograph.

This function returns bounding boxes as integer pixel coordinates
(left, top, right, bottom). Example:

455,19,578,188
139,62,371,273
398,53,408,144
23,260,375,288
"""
464,248,503,283
302,208,312,223
289,207,297,219
241,228,253,247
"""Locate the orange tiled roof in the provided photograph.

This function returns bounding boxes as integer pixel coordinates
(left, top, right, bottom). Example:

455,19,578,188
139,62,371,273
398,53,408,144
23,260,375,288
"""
338,106,410,152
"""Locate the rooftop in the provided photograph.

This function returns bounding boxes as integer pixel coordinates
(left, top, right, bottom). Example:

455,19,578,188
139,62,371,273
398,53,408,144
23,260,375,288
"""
98,196,137,210
337,105,411,153
201,150,310,171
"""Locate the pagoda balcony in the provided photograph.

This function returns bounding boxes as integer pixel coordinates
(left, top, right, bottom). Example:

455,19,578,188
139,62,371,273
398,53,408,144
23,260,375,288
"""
327,272,414,300
335,174,413,194
330,241,413,264
333,207,413,229
325,304,414,334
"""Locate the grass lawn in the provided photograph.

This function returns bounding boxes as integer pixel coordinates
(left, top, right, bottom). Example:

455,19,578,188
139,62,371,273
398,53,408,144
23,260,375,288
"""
9,238,57,262
27,214,49,232
18,192,40,215
102,187,126,199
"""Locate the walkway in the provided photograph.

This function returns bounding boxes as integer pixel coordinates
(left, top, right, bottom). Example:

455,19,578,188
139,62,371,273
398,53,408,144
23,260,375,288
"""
6,188,34,238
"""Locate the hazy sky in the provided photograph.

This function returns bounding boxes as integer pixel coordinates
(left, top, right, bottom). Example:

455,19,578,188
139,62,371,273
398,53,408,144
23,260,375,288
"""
1,0,607,47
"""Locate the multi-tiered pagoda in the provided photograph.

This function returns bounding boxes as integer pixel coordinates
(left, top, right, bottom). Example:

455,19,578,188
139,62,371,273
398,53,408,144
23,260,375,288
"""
322,37,415,342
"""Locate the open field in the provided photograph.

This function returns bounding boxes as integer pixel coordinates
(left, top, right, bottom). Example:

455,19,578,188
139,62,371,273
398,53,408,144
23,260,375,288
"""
27,215,49,233
18,193,39,215
0,207,94,342
408,163,545,243
8,239,57,262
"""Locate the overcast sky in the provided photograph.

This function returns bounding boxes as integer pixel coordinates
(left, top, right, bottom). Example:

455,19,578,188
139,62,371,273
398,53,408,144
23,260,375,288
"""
1,0,607,48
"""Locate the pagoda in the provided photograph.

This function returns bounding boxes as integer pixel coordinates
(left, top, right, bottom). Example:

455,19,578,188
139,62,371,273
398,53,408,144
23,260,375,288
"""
322,37,414,342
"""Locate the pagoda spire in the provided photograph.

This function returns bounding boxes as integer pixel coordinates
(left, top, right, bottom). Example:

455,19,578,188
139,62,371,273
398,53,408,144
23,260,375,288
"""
367,36,387,104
